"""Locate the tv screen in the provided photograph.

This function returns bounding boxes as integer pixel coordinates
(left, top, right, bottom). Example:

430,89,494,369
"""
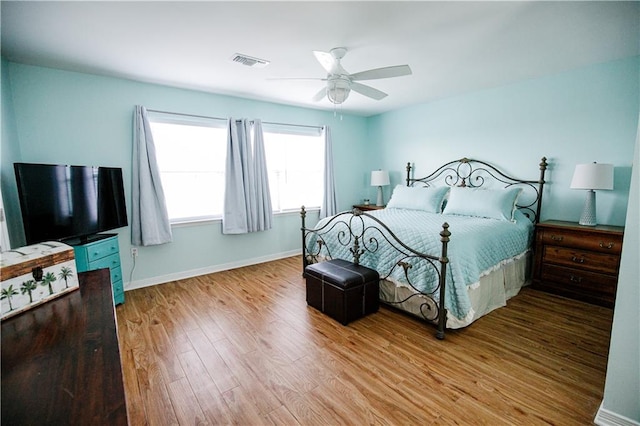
14,163,128,245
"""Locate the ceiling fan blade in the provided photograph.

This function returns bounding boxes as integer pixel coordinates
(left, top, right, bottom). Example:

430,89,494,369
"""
312,87,327,102
313,50,336,74
313,50,349,75
351,82,387,100
350,65,412,81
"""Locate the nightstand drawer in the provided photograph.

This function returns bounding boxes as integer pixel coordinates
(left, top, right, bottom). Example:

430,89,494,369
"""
540,264,617,298
539,229,623,254
533,220,623,307
542,246,620,275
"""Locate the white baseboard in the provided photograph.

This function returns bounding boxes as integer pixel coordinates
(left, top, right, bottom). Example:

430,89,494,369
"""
595,403,640,426
124,249,301,291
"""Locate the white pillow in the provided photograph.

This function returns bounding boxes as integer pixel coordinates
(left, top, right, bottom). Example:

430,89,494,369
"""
442,187,523,221
386,185,449,213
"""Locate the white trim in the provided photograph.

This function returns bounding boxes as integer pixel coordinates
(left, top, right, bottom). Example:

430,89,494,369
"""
263,122,322,137
168,207,319,227
595,403,640,426
147,110,226,128
124,249,300,291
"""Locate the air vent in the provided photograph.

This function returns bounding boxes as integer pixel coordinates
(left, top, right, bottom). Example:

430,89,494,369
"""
229,53,270,68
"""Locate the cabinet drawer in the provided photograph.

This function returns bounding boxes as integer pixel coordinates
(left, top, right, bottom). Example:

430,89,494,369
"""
109,266,123,287
112,278,124,294
88,252,121,271
542,246,620,275
85,239,120,262
540,264,617,297
113,289,125,306
111,278,125,305
539,229,622,254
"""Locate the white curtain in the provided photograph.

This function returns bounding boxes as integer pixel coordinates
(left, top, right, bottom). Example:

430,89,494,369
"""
131,106,172,246
320,125,337,219
223,118,273,234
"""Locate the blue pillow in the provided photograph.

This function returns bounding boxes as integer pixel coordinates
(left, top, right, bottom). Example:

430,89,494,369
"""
386,185,449,213
442,187,523,221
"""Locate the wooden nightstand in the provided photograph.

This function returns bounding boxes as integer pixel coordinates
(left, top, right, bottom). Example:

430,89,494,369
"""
353,204,385,211
532,220,624,308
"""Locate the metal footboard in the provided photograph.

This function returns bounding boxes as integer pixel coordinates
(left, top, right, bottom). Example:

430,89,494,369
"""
301,207,451,339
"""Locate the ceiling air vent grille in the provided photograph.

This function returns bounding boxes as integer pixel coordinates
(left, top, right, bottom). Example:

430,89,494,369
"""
230,53,270,68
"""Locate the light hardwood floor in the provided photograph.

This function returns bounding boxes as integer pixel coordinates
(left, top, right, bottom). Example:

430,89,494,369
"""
116,256,613,425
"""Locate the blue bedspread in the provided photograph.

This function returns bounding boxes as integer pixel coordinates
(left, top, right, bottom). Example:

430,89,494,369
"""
309,208,533,320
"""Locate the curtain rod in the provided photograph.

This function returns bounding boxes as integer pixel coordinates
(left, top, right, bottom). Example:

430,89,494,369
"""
146,108,323,130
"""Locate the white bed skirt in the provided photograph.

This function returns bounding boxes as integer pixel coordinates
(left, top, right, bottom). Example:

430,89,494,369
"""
379,251,532,329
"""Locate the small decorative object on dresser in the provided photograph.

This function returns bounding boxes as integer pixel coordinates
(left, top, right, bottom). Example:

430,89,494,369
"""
0,241,79,320
533,220,624,308
353,204,385,211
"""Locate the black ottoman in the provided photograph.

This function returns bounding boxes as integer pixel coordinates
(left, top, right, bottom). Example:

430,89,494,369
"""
304,259,380,325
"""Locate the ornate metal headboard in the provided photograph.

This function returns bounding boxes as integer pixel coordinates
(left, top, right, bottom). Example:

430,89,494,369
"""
406,157,548,223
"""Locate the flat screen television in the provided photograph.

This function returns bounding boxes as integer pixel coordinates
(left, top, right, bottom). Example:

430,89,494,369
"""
14,162,128,245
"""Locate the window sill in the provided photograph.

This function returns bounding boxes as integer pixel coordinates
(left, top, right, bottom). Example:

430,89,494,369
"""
168,207,320,227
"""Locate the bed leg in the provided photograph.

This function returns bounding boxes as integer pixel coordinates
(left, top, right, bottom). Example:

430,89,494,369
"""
437,222,451,340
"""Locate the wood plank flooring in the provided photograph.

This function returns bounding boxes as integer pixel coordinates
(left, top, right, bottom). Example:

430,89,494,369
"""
116,256,613,425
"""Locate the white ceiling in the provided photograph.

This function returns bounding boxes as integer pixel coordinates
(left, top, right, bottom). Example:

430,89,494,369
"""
2,1,639,117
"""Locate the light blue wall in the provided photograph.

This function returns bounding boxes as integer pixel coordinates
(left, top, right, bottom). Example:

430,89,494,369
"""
3,62,369,288
367,56,640,227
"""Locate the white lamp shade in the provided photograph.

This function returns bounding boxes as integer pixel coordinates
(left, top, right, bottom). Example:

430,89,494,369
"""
570,163,614,190
371,170,390,187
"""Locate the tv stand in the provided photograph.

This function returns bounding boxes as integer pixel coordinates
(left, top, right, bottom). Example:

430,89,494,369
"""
67,234,125,305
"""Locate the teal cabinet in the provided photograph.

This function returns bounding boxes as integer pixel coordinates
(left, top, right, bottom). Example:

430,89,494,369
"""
71,234,124,305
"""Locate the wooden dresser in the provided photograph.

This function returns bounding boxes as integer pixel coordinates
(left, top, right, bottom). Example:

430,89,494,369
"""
533,220,624,308
1,268,128,424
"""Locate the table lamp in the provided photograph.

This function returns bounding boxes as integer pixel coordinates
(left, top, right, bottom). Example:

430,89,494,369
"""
371,170,390,207
570,162,614,226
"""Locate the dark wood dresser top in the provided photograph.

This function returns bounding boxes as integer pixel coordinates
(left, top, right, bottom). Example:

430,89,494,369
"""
1,268,128,425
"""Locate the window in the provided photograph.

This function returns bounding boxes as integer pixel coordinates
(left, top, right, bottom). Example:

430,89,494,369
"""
149,112,324,223
263,125,324,212
149,112,227,222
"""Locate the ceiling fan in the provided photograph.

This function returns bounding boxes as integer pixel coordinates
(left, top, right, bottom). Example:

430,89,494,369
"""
279,47,412,105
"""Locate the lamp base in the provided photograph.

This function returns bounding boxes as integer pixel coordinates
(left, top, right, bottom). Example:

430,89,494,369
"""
578,190,597,226
376,186,384,206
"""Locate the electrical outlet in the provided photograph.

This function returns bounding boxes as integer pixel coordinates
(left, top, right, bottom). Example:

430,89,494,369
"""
131,247,138,257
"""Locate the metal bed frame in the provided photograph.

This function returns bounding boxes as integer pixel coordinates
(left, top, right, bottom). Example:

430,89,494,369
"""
301,157,547,339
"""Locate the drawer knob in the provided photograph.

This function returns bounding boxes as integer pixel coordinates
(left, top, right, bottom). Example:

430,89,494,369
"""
571,256,585,264
599,242,615,249
550,235,564,241
569,275,583,283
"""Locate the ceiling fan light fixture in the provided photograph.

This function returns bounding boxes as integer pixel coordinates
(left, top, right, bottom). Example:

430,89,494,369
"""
327,77,351,104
